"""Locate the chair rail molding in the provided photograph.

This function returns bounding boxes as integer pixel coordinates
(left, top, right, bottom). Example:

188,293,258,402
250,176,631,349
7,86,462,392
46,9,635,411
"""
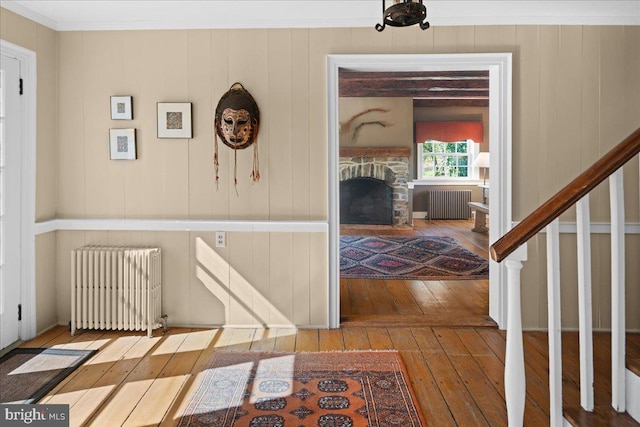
34,218,328,235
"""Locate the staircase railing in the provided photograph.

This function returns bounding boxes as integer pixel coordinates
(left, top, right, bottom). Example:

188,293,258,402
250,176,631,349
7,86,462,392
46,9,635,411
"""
490,127,640,426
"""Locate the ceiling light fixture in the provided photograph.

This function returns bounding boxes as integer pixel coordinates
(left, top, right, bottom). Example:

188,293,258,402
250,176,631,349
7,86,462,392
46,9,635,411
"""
375,0,430,32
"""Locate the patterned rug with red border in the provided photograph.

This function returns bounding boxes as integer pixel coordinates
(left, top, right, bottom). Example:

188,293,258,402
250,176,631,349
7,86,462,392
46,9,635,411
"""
173,351,426,426
340,235,489,280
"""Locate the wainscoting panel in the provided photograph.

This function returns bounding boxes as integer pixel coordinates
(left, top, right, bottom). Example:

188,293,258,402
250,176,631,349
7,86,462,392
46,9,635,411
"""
55,230,328,329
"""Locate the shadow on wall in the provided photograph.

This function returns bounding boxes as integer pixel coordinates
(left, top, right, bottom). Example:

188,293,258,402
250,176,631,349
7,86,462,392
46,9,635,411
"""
195,237,291,327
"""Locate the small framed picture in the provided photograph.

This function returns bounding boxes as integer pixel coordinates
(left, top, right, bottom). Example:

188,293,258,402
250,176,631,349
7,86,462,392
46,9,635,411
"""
157,102,192,138
110,96,133,120
109,129,136,160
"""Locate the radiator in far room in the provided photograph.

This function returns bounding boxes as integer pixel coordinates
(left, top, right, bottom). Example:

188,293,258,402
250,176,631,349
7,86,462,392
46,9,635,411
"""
71,246,162,338
427,189,472,219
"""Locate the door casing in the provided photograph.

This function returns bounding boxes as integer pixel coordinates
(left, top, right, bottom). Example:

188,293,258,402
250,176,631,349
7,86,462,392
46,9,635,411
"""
0,39,37,342
327,53,513,329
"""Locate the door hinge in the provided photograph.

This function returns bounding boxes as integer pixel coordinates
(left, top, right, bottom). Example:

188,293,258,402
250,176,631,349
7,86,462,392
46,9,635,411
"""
18,304,22,321
19,78,23,95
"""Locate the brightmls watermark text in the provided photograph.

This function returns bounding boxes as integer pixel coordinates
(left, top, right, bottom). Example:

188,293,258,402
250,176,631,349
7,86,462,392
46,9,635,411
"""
1,405,69,426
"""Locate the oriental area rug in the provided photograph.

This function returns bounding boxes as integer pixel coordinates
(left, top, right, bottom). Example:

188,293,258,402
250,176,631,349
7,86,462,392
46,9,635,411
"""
340,235,489,280
173,351,426,427
0,348,97,404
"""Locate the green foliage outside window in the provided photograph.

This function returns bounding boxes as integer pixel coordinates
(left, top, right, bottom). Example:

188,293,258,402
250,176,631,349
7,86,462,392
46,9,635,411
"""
421,140,470,178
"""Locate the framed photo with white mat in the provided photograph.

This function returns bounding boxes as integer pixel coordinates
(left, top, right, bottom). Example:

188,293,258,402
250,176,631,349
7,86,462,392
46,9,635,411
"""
109,128,136,160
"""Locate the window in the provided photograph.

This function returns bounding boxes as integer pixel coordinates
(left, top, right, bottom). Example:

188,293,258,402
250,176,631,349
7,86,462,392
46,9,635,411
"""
416,139,479,181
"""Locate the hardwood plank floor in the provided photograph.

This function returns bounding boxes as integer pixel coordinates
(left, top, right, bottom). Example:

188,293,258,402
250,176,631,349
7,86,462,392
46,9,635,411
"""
22,326,640,426
341,219,495,327
9,220,638,425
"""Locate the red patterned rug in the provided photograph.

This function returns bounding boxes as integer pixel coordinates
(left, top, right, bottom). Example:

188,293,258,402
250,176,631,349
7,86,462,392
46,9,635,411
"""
340,235,489,280
173,351,426,426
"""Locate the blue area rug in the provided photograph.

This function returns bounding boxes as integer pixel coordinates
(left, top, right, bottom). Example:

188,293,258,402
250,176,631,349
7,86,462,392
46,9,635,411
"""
340,235,489,280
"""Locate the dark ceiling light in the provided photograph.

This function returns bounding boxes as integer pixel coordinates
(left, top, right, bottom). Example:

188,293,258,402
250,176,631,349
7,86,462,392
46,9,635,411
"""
375,0,430,32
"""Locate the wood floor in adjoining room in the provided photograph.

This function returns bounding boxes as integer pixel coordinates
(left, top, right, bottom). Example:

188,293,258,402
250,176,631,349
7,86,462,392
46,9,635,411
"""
24,325,640,427
340,219,495,327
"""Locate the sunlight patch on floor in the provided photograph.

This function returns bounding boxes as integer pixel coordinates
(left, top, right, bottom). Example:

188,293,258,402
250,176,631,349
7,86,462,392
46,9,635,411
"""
177,362,254,418
8,354,83,376
52,338,110,351
152,333,191,356
250,355,295,403
88,379,156,426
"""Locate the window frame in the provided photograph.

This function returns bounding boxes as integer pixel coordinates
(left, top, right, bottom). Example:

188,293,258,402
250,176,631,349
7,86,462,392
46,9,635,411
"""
415,139,481,184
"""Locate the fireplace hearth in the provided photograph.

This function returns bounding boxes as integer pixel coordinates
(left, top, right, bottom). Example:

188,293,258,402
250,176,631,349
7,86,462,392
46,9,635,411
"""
340,178,393,225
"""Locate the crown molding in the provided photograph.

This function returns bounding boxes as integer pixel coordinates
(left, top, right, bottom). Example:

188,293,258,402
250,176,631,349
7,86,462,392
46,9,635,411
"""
2,1,639,31
1,0,58,29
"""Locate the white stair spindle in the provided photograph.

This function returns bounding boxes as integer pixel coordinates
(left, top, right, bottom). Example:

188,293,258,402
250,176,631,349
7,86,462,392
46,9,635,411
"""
610,169,626,412
576,195,594,411
505,245,527,427
546,219,563,426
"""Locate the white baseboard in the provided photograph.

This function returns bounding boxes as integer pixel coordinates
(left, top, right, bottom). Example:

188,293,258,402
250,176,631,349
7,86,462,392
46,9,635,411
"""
132,323,328,330
627,368,640,422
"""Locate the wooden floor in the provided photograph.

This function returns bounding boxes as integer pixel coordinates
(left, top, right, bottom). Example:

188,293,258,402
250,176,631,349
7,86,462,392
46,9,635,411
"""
23,325,640,426
11,220,639,425
340,219,495,327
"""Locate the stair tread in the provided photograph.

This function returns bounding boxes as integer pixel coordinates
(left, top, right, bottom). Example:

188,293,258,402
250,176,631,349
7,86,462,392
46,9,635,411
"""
564,405,640,427
525,331,640,426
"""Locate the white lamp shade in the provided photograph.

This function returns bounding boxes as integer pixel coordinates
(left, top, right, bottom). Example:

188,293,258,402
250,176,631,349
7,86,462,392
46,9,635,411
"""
472,152,490,168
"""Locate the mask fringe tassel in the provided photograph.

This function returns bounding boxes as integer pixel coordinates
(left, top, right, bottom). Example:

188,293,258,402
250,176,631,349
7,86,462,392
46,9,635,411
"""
234,144,239,197
250,121,260,182
213,132,220,190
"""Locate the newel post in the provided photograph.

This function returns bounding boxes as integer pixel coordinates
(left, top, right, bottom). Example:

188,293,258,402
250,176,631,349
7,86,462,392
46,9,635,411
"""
504,244,528,426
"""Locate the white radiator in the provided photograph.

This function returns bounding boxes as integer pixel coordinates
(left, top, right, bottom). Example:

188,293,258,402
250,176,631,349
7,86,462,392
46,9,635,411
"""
71,246,162,338
427,189,472,219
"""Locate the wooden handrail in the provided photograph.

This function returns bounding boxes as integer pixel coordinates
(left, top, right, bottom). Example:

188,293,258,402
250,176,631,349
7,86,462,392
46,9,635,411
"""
491,126,640,263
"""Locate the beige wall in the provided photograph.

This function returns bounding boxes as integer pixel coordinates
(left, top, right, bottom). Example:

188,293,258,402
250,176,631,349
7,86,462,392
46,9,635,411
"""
3,8,639,330
55,230,327,328
339,97,413,147
1,7,58,332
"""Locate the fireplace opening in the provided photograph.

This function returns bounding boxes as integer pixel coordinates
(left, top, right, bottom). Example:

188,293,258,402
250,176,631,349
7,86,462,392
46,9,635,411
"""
340,177,393,225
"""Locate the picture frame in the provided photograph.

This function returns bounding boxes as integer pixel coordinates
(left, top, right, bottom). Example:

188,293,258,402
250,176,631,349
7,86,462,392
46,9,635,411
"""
157,102,192,138
109,128,137,160
110,96,133,120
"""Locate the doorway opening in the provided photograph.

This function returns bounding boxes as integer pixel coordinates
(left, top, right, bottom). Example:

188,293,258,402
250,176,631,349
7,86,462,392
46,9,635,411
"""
0,40,37,350
327,53,513,329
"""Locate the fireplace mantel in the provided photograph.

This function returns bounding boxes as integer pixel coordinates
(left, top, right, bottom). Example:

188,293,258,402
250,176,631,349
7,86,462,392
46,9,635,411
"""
339,147,411,158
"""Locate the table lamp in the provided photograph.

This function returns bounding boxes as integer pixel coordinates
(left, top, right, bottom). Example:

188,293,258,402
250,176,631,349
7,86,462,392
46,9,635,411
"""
472,152,490,204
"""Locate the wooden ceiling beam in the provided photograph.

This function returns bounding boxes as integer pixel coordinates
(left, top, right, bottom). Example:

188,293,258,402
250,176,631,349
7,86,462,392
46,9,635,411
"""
338,70,489,79
341,88,490,98
413,98,489,108
338,70,490,106
340,78,489,92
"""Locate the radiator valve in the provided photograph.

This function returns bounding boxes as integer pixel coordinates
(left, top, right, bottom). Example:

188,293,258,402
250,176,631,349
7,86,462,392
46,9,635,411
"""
161,314,169,334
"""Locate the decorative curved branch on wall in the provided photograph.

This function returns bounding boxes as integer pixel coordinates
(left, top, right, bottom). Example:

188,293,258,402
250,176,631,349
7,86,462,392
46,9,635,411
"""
340,108,392,144
351,121,389,144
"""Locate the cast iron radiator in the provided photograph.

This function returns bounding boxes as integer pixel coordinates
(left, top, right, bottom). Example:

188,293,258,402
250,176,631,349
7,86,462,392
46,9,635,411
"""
71,246,162,337
427,189,472,219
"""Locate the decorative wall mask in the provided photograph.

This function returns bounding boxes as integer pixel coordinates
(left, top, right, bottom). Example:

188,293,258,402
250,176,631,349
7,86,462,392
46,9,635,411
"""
214,83,260,190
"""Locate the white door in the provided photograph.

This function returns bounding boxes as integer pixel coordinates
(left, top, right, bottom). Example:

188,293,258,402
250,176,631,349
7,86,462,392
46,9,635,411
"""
0,53,22,349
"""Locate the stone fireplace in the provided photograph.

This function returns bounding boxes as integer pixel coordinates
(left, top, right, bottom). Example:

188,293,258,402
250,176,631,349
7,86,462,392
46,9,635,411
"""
339,147,410,226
